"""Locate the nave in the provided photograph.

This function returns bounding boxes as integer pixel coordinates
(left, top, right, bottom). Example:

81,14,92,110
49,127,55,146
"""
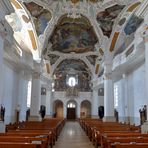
54,121,94,148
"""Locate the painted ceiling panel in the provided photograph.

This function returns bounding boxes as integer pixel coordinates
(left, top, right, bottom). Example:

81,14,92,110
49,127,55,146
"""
124,15,144,35
24,2,51,36
55,59,89,73
96,4,125,38
50,16,98,53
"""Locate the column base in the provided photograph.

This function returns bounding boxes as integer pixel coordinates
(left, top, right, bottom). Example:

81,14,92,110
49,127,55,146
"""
28,116,42,121
141,121,148,133
103,116,116,122
0,121,5,133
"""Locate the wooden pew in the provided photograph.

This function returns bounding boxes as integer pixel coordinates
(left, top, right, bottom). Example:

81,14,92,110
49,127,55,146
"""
0,136,48,148
111,143,148,148
101,132,148,148
3,118,65,148
0,142,43,148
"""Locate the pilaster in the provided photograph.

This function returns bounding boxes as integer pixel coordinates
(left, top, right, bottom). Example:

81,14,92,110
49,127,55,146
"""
103,62,115,121
91,89,99,118
144,32,148,121
29,72,42,121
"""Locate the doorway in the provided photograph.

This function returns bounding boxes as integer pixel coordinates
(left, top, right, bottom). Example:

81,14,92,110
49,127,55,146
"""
80,100,91,118
67,101,76,120
53,100,64,118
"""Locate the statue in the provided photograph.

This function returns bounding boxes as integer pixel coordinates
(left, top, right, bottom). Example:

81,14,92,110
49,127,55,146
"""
0,105,5,122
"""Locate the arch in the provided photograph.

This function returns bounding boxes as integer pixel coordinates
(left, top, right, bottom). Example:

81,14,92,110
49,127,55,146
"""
8,0,40,59
80,100,91,118
53,100,64,118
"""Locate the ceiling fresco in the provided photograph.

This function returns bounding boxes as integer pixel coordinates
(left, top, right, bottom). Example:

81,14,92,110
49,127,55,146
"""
54,59,91,91
50,16,98,53
24,2,52,36
55,59,89,74
86,55,98,65
48,54,60,65
96,5,125,38
124,15,144,35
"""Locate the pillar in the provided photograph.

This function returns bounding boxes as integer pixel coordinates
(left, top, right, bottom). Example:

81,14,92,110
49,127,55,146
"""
77,102,80,119
144,33,148,121
0,25,4,105
45,82,53,118
63,102,67,118
141,32,148,133
0,20,7,131
91,89,99,118
104,63,115,121
29,72,42,121
122,73,129,122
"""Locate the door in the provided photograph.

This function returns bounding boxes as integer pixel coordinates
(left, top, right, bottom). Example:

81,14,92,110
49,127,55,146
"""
67,108,76,120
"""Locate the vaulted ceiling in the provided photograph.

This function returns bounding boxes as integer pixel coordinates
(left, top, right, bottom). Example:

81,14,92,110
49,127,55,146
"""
7,0,144,87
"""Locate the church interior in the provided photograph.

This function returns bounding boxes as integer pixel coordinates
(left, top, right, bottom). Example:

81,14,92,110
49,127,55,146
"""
0,0,148,147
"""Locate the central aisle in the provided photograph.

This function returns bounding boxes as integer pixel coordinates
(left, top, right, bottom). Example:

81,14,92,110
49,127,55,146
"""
54,121,94,148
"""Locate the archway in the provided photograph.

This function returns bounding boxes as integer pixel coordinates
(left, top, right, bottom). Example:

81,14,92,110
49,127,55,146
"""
80,100,91,118
53,100,64,118
67,100,77,120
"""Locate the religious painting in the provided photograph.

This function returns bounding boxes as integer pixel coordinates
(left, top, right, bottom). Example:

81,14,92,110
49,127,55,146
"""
96,5,125,38
53,59,91,92
48,54,60,65
86,55,98,65
124,15,143,35
24,2,51,36
50,16,98,53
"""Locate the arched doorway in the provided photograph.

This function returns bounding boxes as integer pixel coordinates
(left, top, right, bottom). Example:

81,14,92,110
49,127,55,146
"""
53,100,64,118
80,100,91,118
67,100,77,120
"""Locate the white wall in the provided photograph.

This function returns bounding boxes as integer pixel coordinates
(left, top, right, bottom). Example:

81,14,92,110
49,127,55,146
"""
132,64,146,116
115,63,146,125
1,61,28,124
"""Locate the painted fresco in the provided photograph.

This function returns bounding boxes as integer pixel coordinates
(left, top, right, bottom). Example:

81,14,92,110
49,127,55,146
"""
124,15,143,35
96,5,125,37
24,2,51,36
48,54,60,65
55,59,88,73
50,16,98,53
118,18,126,26
54,59,91,91
86,55,98,65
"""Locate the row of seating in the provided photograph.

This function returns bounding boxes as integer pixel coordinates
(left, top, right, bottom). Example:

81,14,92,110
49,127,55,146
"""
0,118,65,148
79,118,148,148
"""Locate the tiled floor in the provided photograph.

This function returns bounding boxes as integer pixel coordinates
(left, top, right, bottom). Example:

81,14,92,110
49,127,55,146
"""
53,121,94,148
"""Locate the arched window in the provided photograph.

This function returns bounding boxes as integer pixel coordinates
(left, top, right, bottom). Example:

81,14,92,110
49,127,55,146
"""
27,81,32,108
67,102,76,108
114,84,119,108
68,77,76,87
